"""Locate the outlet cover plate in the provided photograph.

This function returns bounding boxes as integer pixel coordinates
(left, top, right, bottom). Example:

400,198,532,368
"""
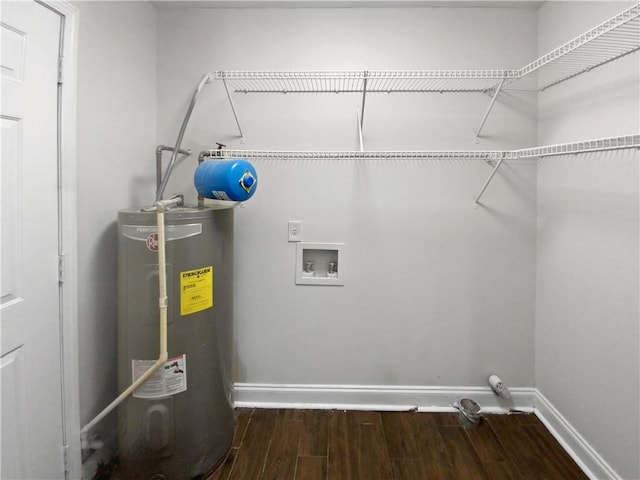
288,221,302,242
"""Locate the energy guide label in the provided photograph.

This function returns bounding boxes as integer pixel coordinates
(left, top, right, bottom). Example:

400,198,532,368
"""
180,266,213,315
132,354,187,399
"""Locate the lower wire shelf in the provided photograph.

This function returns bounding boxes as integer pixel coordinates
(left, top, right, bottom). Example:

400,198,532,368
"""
203,134,639,206
209,134,639,161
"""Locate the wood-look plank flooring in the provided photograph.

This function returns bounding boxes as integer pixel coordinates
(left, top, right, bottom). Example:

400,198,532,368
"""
207,409,588,480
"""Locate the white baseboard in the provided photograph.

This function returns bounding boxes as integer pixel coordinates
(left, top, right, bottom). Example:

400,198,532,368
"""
534,390,620,480
233,382,535,413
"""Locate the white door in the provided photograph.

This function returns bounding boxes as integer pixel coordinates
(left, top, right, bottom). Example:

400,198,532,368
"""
1,1,65,478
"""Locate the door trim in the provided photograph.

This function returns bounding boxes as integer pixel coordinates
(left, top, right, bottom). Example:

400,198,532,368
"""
36,1,81,478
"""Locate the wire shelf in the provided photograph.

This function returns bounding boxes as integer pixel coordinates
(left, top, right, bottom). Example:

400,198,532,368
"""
215,70,517,94
517,134,640,158
514,4,640,90
205,135,640,161
203,135,639,206
210,5,640,152
208,149,515,160
215,5,639,95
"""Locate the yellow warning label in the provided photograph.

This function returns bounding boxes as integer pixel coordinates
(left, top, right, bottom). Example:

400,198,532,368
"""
180,266,213,315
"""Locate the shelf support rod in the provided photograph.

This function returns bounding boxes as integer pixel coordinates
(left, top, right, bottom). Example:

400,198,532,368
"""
474,153,506,206
360,71,369,129
221,76,245,143
356,107,364,152
474,77,505,142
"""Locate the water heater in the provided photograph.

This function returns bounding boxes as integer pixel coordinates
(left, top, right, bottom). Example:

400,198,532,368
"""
117,205,234,479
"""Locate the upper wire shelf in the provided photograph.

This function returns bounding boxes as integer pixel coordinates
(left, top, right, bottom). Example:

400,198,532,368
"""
215,4,639,95
513,3,640,90
215,70,516,94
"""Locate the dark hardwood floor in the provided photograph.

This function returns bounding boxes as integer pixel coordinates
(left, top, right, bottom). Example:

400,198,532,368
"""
208,408,588,480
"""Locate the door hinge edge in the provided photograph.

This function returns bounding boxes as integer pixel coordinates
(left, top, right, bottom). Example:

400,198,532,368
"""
58,55,64,85
63,444,70,473
58,254,65,284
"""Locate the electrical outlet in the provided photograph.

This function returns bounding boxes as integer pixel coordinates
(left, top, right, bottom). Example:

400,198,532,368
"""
288,221,302,242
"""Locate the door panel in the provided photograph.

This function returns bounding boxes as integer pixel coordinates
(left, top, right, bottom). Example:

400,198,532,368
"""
1,1,65,477
0,21,26,81
1,116,21,306
1,346,28,478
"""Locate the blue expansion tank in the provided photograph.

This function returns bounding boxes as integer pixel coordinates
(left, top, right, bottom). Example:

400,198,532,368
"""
194,159,257,202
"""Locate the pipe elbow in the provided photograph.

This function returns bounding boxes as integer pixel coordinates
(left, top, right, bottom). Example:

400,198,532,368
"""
154,194,183,212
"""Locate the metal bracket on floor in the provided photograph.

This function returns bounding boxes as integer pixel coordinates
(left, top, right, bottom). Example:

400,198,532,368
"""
474,152,506,206
474,77,505,143
221,73,245,143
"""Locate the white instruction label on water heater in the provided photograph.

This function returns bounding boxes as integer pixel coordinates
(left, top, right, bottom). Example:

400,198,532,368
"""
132,354,187,399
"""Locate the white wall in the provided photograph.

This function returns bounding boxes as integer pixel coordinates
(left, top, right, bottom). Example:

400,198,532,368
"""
535,2,639,479
157,6,539,392
69,2,640,478
75,0,157,446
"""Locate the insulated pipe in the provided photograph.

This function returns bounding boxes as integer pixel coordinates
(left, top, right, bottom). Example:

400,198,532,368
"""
80,196,181,449
156,73,213,201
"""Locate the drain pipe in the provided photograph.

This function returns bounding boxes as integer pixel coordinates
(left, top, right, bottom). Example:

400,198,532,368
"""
80,196,181,449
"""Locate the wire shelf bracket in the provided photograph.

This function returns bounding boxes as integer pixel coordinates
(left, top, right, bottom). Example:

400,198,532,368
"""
475,77,506,142
360,70,369,130
356,107,365,152
220,72,245,143
474,153,507,206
